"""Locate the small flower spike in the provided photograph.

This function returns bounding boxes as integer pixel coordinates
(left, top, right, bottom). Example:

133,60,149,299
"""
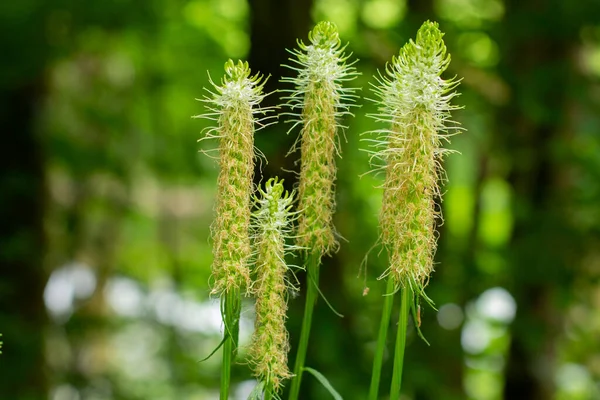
249,178,297,394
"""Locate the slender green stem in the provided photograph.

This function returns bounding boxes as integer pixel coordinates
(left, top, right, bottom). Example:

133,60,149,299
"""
220,289,241,400
390,286,411,400
220,330,232,399
289,253,320,400
368,278,396,400
231,292,240,360
264,387,274,400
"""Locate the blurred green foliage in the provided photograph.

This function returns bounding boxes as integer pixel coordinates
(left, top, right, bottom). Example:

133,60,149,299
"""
1,0,600,399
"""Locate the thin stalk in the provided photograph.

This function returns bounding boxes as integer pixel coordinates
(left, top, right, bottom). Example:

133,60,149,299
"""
220,331,232,399
368,278,396,400
288,254,320,400
264,388,274,400
220,289,241,400
231,291,241,359
389,286,411,400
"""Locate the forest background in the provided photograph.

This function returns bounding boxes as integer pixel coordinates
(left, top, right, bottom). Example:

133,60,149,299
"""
1,0,600,399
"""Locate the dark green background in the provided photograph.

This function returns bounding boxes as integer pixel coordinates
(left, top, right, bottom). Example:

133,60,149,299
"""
1,0,600,399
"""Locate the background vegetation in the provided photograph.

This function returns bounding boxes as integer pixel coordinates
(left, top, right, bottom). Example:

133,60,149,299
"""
1,0,600,399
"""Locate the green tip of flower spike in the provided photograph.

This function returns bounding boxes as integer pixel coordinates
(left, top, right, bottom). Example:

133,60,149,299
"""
309,21,341,48
254,177,296,233
393,20,450,82
224,59,251,83
415,21,450,72
416,20,444,45
265,177,285,201
214,59,266,107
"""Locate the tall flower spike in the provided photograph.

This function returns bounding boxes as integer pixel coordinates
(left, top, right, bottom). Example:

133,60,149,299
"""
281,21,359,257
368,21,462,294
249,178,297,394
195,59,268,296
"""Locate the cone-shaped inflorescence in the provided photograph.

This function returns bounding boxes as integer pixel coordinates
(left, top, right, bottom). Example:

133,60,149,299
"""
282,21,359,257
196,59,268,296
369,20,461,294
248,178,297,395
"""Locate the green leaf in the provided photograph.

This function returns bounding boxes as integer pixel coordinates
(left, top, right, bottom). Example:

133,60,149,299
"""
303,367,343,400
198,335,227,362
308,271,344,318
247,381,265,400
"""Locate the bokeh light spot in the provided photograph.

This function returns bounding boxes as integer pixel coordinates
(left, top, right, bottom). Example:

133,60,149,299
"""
476,287,516,324
361,0,405,30
437,303,465,330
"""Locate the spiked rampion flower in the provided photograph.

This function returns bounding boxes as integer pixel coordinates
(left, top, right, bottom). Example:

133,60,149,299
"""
368,21,461,293
196,59,268,296
282,21,359,257
248,178,297,393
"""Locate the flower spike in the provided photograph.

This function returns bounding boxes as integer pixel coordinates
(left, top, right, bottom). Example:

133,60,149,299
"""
368,20,462,295
195,59,269,296
281,21,360,257
249,178,298,394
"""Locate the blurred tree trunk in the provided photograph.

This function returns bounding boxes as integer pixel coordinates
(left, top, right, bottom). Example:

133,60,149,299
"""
248,0,313,104
247,0,313,182
495,0,594,398
0,2,54,396
0,82,48,399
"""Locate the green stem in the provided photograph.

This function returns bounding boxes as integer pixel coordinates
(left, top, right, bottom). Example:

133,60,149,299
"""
390,286,411,400
220,289,241,400
288,253,320,400
264,387,274,400
220,333,232,399
368,277,396,400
